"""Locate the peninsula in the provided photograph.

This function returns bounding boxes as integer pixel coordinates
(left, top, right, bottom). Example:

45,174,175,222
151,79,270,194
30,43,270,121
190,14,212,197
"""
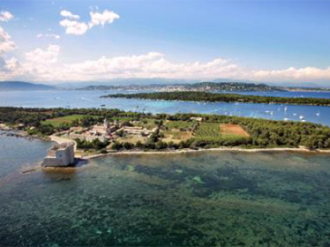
78,81,330,92
102,91,330,106
1,107,329,158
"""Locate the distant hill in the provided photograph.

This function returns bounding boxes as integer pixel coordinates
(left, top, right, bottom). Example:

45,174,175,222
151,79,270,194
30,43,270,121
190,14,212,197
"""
0,81,56,91
78,81,330,92
78,81,284,92
185,82,283,91
57,78,194,88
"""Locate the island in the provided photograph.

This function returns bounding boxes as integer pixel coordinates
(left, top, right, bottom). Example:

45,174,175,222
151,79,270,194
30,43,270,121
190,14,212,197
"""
102,91,330,106
1,107,330,162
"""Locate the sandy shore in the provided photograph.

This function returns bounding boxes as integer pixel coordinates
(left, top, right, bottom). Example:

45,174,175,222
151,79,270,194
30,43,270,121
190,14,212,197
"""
2,126,329,161
0,124,11,131
82,146,330,160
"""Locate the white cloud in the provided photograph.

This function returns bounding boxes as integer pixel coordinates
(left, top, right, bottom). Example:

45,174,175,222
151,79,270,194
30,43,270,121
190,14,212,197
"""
1,42,330,84
18,45,61,80
59,9,119,35
60,10,79,20
0,10,18,80
25,45,60,64
250,67,330,83
4,57,19,71
12,50,330,84
0,11,14,22
37,33,61,39
60,19,89,35
89,10,120,28
0,26,16,54
0,11,15,55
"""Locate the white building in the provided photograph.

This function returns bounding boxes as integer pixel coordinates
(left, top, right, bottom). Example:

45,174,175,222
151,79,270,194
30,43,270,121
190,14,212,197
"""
42,142,75,167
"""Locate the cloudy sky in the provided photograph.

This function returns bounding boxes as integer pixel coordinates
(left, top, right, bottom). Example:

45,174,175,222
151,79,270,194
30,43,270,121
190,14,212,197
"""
1,0,330,85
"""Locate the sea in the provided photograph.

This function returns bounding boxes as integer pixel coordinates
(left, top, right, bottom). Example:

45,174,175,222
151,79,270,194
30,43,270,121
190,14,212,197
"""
1,90,330,246
0,90,330,126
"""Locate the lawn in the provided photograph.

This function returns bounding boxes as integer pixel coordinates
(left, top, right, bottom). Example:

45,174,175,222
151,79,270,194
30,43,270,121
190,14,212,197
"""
41,115,86,127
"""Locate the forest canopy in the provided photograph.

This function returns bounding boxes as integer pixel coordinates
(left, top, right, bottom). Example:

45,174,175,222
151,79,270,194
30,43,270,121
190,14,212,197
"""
0,107,329,150
102,92,330,106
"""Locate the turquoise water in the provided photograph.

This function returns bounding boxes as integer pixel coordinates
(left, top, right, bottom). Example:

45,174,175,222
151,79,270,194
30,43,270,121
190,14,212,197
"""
1,131,330,246
0,90,330,126
1,90,330,246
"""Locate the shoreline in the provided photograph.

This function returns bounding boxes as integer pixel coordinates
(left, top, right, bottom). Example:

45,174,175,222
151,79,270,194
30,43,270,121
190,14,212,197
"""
2,126,330,162
103,95,330,107
83,146,330,160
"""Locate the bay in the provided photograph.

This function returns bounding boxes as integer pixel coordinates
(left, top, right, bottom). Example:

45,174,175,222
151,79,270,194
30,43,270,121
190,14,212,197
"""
0,90,330,126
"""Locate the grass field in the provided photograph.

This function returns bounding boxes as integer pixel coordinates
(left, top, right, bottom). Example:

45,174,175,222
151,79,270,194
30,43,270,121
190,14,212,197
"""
41,115,86,127
117,134,147,144
195,123,250,142
134,119,157,130
195,123,222,141
165,121,195,130
162,130,193,143
220,124,250,137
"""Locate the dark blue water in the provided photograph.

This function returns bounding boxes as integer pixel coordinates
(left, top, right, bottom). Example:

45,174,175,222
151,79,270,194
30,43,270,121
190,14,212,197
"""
0,90,329,126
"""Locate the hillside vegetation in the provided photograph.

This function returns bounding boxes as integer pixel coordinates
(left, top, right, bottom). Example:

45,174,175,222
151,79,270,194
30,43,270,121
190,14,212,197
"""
103,91,330,106
1,107,330,150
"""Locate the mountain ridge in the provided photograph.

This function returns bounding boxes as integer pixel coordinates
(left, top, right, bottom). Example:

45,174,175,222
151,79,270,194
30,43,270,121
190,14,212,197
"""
0,81,56,91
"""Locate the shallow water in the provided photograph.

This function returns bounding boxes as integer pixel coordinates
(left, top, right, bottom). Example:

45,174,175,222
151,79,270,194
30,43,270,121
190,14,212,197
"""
0,90,330,126
0,130,53,179
1,90,330,246
1,133,330,246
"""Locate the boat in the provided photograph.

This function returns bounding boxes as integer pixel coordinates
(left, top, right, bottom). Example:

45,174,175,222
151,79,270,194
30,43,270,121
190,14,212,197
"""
299,115,304,120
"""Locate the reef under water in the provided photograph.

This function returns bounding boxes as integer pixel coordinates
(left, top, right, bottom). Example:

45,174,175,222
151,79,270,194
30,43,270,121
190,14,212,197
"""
1,149,330,246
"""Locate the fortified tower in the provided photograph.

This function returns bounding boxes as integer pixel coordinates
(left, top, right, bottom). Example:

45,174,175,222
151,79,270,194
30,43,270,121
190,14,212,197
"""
42,142,75,167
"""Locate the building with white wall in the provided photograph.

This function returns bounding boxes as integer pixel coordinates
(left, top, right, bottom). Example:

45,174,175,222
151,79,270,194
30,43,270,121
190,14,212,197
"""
42,142,75,167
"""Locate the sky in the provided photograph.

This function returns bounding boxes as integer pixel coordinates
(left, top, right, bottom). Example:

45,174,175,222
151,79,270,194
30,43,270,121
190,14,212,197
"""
0,0,330,85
